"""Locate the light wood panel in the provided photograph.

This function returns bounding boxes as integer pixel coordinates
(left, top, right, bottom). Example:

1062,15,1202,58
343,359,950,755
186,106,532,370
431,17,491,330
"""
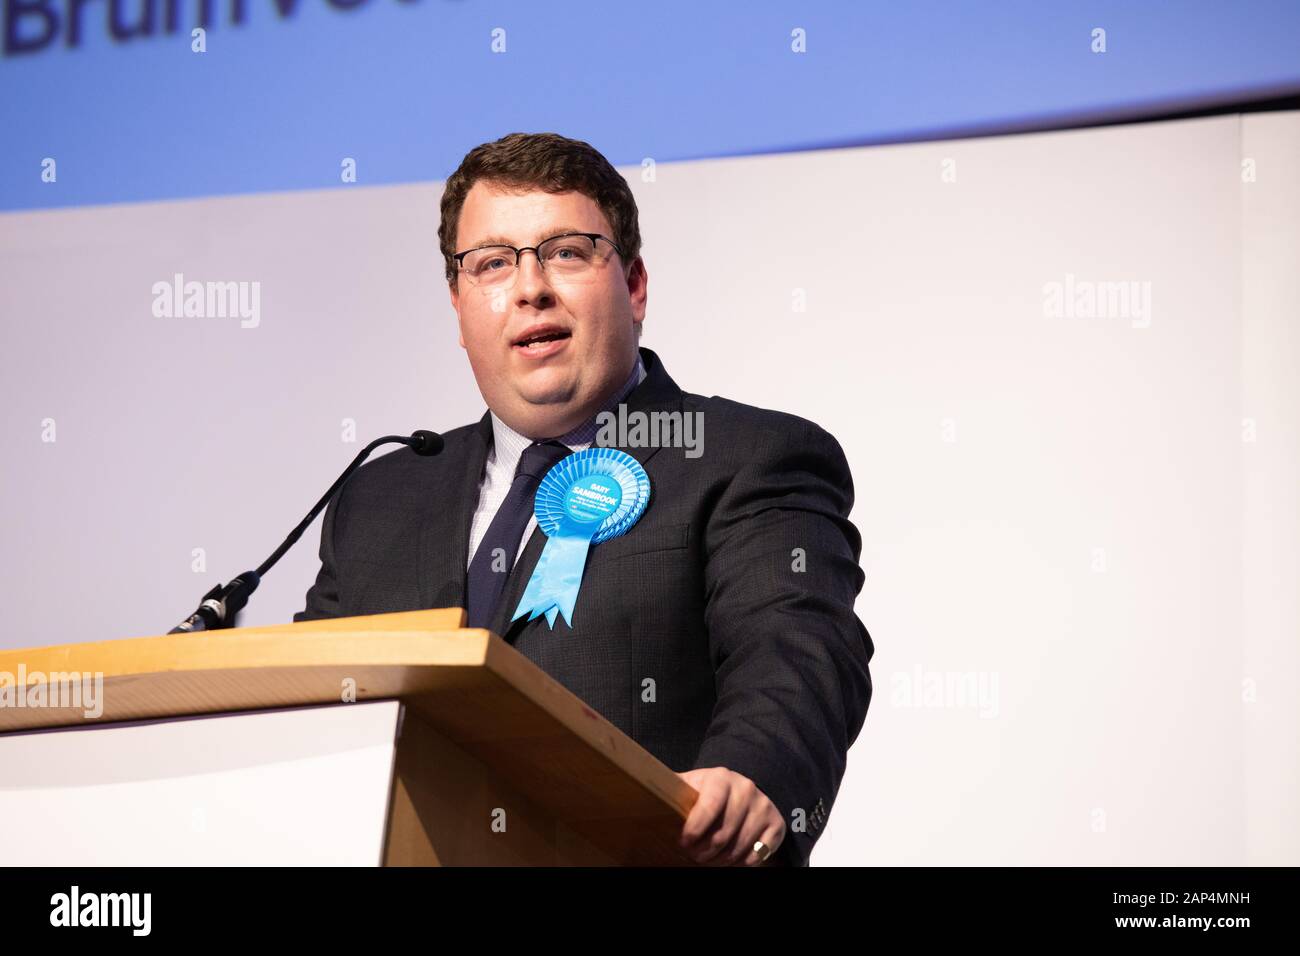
0,608,700,865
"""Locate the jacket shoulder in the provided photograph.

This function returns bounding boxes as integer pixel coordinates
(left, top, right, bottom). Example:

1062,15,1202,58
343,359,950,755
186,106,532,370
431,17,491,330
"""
336,419,484,497
682,390,845,452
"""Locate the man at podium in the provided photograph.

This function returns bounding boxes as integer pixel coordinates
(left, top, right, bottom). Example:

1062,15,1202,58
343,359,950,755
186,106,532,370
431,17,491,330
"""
294,132,874,868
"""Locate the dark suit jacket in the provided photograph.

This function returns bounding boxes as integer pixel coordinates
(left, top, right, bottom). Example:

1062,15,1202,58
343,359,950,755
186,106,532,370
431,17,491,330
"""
294,346,873,866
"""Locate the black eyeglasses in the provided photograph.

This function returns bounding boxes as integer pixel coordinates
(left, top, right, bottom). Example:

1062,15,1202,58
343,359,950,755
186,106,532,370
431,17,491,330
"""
453,232,624,288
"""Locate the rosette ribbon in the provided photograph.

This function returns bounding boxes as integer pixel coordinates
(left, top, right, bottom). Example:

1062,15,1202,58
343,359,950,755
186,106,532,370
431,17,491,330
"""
511,447,650,629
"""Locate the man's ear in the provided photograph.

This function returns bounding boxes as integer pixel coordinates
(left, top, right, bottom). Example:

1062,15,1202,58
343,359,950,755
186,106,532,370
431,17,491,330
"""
626,256,648,324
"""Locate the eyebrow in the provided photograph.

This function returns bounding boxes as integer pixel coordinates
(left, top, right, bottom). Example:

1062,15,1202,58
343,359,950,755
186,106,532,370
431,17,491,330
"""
467,226,592,249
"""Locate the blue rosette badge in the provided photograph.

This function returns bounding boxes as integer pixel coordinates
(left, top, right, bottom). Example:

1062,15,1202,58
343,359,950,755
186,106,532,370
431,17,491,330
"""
512,447,650,629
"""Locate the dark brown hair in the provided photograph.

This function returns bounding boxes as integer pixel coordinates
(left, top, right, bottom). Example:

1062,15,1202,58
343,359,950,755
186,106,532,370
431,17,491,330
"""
438,132,642,287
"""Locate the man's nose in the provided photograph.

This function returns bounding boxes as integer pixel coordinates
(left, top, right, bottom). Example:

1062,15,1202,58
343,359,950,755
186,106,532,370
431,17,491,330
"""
514,250,555,306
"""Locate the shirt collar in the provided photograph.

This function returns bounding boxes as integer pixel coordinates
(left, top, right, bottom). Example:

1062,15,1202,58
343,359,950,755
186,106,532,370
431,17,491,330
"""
488,353,647,472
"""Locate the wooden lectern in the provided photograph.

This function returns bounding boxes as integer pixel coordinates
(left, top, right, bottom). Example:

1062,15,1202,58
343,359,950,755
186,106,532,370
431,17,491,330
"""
0,609,705,866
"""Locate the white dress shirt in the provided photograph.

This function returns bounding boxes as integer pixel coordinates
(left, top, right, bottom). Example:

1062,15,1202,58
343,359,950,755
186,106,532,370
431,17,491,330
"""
466,355,647,570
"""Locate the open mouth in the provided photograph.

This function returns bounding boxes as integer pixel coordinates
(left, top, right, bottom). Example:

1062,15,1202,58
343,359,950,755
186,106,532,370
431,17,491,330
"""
512,327,572,353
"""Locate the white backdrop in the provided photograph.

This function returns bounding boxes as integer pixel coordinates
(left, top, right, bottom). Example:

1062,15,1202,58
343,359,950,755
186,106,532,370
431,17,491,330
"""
1,112,1296,865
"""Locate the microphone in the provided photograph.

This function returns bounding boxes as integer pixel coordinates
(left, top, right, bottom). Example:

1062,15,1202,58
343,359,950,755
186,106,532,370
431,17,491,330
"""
168,429,444,634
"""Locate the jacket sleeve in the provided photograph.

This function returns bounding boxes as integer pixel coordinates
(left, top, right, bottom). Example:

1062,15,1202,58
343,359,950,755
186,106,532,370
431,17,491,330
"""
692,417,873,867
292,487,345,623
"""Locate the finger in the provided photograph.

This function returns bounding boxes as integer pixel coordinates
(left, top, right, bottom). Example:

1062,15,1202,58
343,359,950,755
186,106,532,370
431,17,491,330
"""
691,780,748,864
742,822,787,867
726,814,772,866
680,778,728,847
724,792,781,866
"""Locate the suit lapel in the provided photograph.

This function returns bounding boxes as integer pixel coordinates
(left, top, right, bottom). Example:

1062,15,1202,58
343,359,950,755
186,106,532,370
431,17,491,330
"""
489,346,686,642
418,410,492,613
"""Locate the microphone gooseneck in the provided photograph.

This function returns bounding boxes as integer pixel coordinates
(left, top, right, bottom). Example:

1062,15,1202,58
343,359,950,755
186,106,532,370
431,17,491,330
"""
168,429,444,634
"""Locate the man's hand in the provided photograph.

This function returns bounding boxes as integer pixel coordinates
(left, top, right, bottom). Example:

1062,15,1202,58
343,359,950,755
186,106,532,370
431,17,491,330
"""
676,767,787,866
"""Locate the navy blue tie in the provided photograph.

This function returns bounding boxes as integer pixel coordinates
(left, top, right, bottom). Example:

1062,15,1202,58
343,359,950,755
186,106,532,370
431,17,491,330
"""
466,440,570,629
